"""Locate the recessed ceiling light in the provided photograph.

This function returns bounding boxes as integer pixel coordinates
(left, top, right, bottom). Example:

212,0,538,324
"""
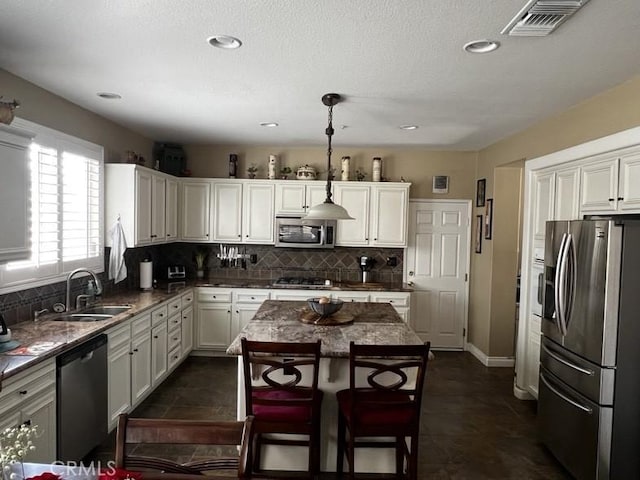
260,122,279,127
463,39,500,54
207,35,242,49
97,92,121,100
399,125,418,130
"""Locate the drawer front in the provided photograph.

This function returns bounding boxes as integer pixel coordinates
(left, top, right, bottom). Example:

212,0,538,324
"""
168,313,182,333
152,304,168,326
181,290,194,307
168,329,181,352
371,294,410,307
197,289,232,303
0,360,56,414
132,313,151,336
168,346,181,371
234,291,270,303
334,292,370,302
168,297,182,315
107,322,131,351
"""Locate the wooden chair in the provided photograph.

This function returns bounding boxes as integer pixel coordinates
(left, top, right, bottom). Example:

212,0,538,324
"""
240,338,323,478
336,341,431,480
115,414,255,479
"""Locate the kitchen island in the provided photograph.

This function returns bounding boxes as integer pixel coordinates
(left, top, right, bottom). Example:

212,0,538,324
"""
226,299,425,473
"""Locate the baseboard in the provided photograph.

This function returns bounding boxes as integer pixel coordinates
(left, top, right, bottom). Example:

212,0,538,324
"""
466,342,515,368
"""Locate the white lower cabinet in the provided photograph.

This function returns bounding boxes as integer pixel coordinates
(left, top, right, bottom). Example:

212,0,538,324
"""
196,288,233,350
232,290,271,339
107,313,153,430
151,316,168,386
370,292,411,324
0,359,56,463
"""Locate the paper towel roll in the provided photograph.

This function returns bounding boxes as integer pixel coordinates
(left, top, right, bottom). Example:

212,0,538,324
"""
140,260,153,290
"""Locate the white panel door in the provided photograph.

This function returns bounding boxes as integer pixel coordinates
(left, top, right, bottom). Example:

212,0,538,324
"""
334,184,370,246
619,152,640,210
213,182,243,242
135,169,153,245
180,181,211,241
243,182,275,243
405,200,470,349
151,174,166,243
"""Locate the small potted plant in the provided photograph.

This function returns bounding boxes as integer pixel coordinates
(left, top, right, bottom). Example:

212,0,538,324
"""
355,169,367,181
194,250,207,278
247,164,259,179
280,166,292,179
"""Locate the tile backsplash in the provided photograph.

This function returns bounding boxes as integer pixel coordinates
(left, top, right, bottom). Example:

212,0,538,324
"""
0,243,403,326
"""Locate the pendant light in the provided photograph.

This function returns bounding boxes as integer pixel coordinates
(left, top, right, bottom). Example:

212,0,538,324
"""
303,93,354,221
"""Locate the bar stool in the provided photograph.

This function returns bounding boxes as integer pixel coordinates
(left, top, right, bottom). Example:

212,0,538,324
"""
240,337,323,478
336,341,431,480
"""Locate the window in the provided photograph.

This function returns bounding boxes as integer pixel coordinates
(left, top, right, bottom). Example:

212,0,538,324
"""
0,119,103,293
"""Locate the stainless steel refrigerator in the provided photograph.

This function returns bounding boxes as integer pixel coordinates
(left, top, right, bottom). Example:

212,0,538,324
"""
539,219,640,480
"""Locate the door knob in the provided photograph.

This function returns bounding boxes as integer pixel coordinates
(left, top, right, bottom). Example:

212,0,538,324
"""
408,281,414,287
409,271,414,276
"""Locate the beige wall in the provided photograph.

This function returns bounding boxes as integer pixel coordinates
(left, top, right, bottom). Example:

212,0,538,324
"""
0,69,153,163
470,74,640,356
184,145,477,199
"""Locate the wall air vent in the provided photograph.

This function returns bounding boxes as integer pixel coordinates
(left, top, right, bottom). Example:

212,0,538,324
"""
501,0,591,37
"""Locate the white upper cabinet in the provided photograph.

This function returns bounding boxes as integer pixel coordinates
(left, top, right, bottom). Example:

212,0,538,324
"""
165,178,178,241
532,171,555,241
0,125,32,263
274,181,328,214
242,182,275,243
212,182,243,242
106,164,175,247
579,155,618,213
371,185,409,246
554,167,580,221
618,152,640,210
151,173,166,243
334,182,410,247
180,180,211,242
578,151,640,214
334,183,370,246
213,180,275,244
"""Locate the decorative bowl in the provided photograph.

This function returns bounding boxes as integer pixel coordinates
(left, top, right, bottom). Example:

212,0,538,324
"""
307,298,344,317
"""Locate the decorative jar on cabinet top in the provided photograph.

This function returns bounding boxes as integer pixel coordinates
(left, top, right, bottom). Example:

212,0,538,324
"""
296,165,317,180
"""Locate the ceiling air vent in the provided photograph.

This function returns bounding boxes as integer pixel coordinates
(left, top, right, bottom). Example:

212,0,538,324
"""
501,0,591,37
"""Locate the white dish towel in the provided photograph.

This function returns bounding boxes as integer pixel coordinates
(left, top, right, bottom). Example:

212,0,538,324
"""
108,217,128,283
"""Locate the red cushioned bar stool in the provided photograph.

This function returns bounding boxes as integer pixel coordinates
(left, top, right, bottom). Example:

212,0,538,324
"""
336,341,431,480
241,337,323,478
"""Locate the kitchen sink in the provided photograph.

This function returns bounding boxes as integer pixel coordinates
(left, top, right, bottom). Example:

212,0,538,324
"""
77,305,131,316
52,305,132,322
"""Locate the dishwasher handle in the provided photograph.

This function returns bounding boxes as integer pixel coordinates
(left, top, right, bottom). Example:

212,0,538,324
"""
57,334,107,368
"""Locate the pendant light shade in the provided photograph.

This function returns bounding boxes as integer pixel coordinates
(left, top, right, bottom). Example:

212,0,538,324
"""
304,200,354,220
303,93,354,221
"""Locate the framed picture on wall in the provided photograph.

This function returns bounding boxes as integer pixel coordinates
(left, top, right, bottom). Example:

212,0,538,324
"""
475,215,483,254
476,179,486,207
485,199,493,240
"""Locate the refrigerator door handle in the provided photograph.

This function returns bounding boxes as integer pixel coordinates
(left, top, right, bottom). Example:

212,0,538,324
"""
540,372,593,414
555,233,569,335
563,233,577,330
542,343,595,376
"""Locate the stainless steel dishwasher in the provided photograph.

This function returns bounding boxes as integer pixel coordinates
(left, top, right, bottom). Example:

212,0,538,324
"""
57,334,108,461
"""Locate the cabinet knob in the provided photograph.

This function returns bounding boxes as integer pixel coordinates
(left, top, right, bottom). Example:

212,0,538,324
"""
213,296,216,299
133,348,139,352
150,234,157,238
608,198,615,202
374,238,377,241
238,235,241,238
167,234,171,237
206,233,209,237
227,310,231,314
129,352,134,355
174,305,179,309
618,197,624,201
19,390,27,395
159,313,164,317
153,335,158,339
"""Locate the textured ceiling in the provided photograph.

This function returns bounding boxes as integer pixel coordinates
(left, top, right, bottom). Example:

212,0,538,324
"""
1,0,639,149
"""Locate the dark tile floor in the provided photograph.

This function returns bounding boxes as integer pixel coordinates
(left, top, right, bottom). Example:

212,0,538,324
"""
87,352,572,479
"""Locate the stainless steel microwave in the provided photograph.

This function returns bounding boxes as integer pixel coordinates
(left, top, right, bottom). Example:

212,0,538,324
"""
275,216,336,248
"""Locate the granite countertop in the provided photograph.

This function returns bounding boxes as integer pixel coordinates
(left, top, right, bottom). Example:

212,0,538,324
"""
0,287,193,382
226,300,423,357
196,277,413,292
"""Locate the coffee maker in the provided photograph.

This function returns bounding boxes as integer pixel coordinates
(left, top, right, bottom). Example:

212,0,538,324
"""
359,256,376,283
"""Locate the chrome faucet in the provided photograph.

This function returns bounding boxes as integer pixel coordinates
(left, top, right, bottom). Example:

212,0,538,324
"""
65,268,103,312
